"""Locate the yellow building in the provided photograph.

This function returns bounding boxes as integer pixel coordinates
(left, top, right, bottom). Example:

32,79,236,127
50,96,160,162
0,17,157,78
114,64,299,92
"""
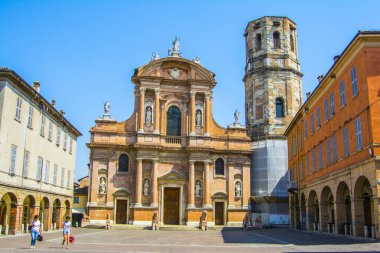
73,176,89,226
87,39,252,226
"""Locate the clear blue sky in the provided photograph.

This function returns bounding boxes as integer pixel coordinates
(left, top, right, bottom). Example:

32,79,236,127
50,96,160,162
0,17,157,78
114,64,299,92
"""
1,0,379,180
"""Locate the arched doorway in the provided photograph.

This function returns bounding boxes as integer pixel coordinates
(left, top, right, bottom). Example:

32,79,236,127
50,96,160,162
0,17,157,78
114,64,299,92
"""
336,181,351,235
320,186,334,233
52,199,62,229
39,197,50,231
301,193,307,230
0,192,18,235
354,176,374,237
307,191,319,231
166,106,181,136
22,195,36,233
64,200,71,219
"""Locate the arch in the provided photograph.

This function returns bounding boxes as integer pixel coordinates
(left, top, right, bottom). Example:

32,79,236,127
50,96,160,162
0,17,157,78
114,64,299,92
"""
307,190,319,231
300,193,307,230
275,98,284,118
52,199,62,229
320,186,334,233
290,34,295,52
353,176,374,237
255,33,262,51
118,154,129,172
166,106,181,136
273,31,281,48
39,197,50,231
336,181,352,235
215,158,225,176
0,192,18,235
22,195,36,232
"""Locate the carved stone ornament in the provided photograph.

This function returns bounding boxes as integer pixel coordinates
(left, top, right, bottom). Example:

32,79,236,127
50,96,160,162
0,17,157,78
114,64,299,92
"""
169,68,182,79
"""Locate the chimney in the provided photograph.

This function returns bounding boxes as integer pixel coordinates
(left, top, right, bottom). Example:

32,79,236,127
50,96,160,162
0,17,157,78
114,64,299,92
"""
333,55,340,63
33,81,40,93
60,110,65,116
52,100,56,107
317,75,324,83
306,92,311,99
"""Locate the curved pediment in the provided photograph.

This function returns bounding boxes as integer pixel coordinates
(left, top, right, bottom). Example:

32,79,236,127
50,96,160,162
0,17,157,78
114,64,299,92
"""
133,57,216,84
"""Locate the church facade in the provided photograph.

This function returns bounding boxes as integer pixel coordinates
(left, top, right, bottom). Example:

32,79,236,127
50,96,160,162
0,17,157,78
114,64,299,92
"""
87,39,252,226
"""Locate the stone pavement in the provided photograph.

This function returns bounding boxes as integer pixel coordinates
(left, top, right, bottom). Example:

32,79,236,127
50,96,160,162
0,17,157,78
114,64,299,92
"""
0,228,379,253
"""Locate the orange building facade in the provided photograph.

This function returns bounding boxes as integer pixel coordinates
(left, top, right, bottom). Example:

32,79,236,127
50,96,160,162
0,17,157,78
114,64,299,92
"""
87,41,251,227
285,31,380,239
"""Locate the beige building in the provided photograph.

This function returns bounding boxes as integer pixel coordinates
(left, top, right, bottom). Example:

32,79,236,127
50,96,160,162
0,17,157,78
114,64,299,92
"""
87,39,252,226
0,69,81,235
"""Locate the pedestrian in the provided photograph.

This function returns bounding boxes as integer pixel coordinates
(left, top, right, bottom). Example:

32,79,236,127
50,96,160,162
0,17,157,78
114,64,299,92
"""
29,215,42,250
62,216,72,249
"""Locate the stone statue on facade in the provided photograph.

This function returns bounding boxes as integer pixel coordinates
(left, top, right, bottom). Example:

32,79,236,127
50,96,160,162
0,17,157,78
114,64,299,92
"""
234,109,240,124
143,179,150,195
235,181,242,198
104,101,110,115
145,106,153,124
195,180,202,197
99,177,107,194
168,36,181,57
195,110,202,126
151,52,160,61
192,56,201,64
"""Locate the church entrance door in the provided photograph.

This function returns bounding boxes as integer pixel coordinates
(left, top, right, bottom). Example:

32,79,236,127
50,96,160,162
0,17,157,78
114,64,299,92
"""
215,202,224,225
163,188,180,224
115,199,128,224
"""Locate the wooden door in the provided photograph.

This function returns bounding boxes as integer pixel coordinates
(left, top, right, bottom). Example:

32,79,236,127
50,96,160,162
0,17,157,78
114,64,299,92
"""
215,202,224,225
164,188,180,224
116,199,128,224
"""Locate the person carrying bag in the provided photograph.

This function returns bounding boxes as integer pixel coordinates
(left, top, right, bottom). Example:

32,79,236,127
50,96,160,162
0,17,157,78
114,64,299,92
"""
29,215,42,250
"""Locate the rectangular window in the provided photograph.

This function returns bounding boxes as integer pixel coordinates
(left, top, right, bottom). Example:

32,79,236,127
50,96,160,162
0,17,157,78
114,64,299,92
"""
340,80,346,107
28,106,34,128
299,159,304,180
73,197,79,204
63,132,68,151
311,114,315,134
40,114,45,137
351,67,358,96
61,167,65,187
306,153,310,175
355,118,362,150
45,160,50,183
312,149,317,172
299,131,303,149
326,139,331,165
48,121,53,141
333,135,338,162
67,170,71,189
69,138,73,155
316,107,321,128
304,121,309,139
56,127,61,146
37,157,43,181
9,145,17,174
318,144,323,169
23,150,30,177
324,99,329,121
53,164,58,185
343,127,349,157
15,97,22,121
330,92,335,115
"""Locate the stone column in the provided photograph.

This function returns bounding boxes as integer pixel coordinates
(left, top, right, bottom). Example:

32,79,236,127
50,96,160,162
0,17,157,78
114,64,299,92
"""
204,93,211,136
43,206,51,231
203,161,211,208
190,91,196,136
242,165,249,208
135,158,143,207
151,160,158,207
228,164,235,208
9,204,22,235
154,89,160,134
188,161,195,208
138,88,146,133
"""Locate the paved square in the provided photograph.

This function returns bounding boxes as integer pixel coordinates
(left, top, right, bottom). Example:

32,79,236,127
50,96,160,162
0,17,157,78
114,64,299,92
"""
0,228,379,253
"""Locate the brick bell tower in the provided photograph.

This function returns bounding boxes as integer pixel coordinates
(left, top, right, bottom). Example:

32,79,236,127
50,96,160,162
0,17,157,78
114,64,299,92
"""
243,16,303,221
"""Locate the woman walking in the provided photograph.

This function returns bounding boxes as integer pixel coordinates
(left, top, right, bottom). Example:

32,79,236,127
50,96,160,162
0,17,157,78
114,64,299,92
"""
29,215,42,250
62,216,72,249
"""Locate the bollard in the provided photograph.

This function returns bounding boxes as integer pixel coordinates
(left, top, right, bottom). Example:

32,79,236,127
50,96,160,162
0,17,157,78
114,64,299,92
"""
0,225,2,235
41,223,44,231
332,224,335,234
364,225,368,238
26,224,29,233
21,224,25,234
76,221,78,228
371,225,375,239
53,223,56,230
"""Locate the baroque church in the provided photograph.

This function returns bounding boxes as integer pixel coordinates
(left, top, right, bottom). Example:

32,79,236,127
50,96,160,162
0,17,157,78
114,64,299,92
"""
87,38,252,226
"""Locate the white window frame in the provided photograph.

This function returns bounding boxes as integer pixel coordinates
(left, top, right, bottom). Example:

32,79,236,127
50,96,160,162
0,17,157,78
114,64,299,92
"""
15,97,22,121
37,157,43,181
67,170,71,189
53,164,58,185
61,167,65,187
45,160,50,183
69,138,73,154
48,121,53,141
9,145,17,175
40,114,45,137
23,150,30,178
28,106,34,129
63,132,68,151
56,127,61,146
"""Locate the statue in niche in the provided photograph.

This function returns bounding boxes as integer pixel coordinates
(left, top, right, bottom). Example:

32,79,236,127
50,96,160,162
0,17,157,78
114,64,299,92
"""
235,181,242,198
195,180,202,197
195,109,202,126
145,106,152,124
143,179,150,195
99,177,107,194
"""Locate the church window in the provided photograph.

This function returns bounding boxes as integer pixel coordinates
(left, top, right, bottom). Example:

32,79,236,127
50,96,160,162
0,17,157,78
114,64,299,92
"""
273,32,281,49
118,154,129,172
215,158,224,176
256,34,262,51
290,34,295,52
275,98,284,118
166,106,181,136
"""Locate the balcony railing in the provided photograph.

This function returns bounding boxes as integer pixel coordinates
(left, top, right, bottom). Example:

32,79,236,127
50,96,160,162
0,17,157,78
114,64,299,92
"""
165,136,182,145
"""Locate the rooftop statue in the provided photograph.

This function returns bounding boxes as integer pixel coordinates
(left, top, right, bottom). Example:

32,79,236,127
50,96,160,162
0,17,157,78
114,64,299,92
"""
168,36,181,57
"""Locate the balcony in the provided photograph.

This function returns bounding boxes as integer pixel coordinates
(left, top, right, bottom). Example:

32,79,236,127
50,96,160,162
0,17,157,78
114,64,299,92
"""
164,136,182,146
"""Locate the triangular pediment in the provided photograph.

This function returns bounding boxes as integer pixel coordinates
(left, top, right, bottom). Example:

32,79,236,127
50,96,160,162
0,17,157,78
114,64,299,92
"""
159,170,186,181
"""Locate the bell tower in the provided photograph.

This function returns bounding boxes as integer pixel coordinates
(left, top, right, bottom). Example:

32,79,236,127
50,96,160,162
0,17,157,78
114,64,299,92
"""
244,17,303,218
